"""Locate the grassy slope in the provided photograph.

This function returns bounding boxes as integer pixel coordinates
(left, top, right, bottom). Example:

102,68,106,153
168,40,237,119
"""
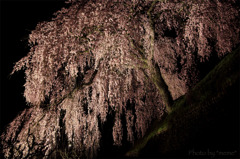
126,46,240,157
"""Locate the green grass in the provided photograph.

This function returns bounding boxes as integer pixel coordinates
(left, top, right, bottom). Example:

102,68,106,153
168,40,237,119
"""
126,46,240,157
126,120,169,157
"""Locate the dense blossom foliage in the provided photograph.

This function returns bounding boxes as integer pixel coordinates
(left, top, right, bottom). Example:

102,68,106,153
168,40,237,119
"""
2,0,239,158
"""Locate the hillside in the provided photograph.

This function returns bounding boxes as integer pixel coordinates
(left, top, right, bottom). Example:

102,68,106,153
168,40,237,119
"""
126,46,240,158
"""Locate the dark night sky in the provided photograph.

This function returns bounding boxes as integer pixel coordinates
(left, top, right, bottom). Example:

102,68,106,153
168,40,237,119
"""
0,0,67,132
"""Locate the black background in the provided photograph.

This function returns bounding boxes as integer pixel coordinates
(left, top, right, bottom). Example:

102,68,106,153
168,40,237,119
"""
0,0,67,133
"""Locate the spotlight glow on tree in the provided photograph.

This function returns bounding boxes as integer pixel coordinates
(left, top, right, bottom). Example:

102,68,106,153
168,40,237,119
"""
1,0,239,158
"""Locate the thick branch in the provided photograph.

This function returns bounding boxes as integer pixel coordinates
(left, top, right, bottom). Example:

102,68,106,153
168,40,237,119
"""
151,63,173,112
126,0,174,113
127,34,173,112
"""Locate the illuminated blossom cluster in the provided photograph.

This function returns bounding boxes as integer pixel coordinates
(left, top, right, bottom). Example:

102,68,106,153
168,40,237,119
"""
2,0,239,158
